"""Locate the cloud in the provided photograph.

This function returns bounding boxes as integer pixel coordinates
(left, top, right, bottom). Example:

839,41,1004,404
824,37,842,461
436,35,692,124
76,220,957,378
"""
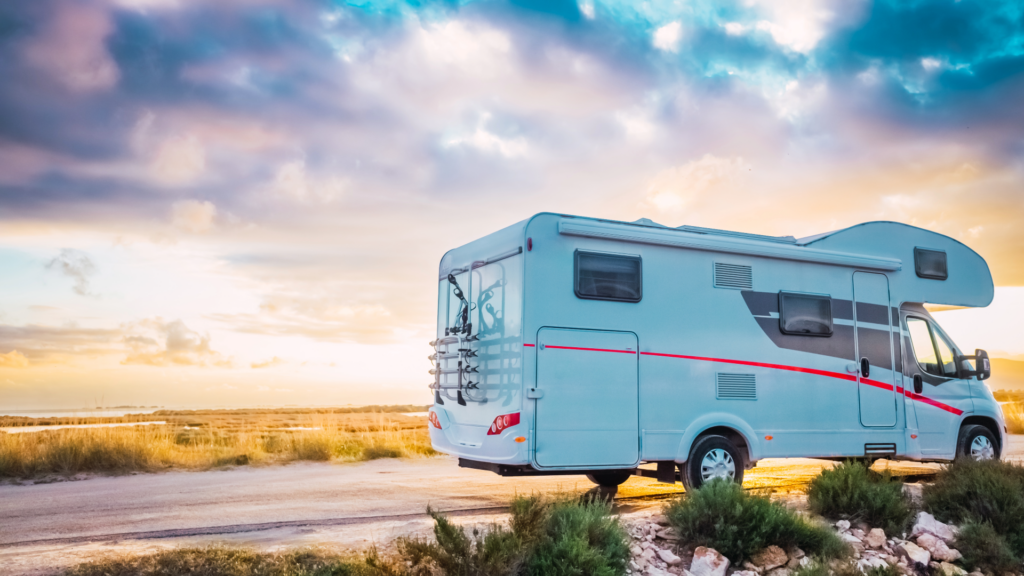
171,200,217,233
0,350,30,368
644,155,751,215
21,2,120,92
251,356,284,369
652,22,683,53
122,319,231,367
0,324,122,364
271,160,348,204
153,135,206,185
209,295,395,344
443,113,529,158
46,249,97,296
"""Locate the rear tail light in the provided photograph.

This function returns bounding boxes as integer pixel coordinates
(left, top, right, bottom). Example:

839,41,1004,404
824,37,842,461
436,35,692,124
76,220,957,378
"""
487,413,520,435
428,411,442,429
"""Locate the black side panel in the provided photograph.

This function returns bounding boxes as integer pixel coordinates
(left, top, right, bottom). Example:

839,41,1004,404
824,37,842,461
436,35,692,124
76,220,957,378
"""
858,327,894,371
741,291,777,316
893,327,903,374
856,302,890,326
754,317,855,361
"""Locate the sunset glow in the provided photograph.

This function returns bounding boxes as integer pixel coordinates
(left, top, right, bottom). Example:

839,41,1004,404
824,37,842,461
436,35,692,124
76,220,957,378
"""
2,0,1023,409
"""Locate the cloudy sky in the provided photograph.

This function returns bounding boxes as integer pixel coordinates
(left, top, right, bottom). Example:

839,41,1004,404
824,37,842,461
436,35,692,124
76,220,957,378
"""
1,0,1023,410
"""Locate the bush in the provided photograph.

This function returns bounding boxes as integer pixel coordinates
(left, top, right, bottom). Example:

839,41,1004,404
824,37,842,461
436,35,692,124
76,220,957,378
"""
396,495,629,576
62,546,370,576
665,479,847,564
807,460,914,534
923,458,1024,558
953,520,1021,573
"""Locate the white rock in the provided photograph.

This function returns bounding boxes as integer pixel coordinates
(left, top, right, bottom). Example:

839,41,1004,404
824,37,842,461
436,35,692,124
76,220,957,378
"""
741,561,763,574
631,545,643,556
865,528,886,549
630,560,642,571
895,541,931,566
858,557,889,572
933,562,967,576
690,546,730,576
642,548,657,561
765,568,791,576
836,520,851,531
658,549,682,566
650,514,670,526
851,528,866,540
645,566,670,576
733,571,760,576
916,533,962,562
840,532,862,544
910,512,956,543
657,528,680,541
789,548,805,560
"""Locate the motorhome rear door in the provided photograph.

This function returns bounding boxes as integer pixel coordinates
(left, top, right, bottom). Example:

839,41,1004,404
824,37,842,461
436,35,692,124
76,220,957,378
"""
534,328,639,468
853,272,898,427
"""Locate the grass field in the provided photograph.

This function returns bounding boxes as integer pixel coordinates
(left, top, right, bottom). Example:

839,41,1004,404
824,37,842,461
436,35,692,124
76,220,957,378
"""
0,406,435,479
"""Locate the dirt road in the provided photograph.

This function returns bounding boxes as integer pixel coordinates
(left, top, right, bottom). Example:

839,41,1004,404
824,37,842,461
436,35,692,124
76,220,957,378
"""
3,437,1021,575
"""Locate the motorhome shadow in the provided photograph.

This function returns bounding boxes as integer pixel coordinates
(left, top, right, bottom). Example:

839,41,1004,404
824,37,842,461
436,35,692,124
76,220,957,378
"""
427,214,1003,490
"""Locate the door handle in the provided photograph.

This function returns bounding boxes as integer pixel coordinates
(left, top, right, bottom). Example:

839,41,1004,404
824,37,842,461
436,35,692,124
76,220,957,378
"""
527,388,544,399
913,374,923,395
860,357,871,379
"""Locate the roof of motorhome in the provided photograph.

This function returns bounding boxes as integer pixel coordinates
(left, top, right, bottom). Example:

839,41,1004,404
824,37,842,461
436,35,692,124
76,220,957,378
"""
440,213,993,308
549,214,994,308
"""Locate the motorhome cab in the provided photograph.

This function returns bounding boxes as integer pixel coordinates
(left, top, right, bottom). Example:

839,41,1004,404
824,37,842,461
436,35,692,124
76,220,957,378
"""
428,214,1002,490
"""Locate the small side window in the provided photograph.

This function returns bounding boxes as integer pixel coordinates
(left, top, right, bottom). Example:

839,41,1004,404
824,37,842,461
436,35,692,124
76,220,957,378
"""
574,251,641,302
915,248,948,280
779,292,832,336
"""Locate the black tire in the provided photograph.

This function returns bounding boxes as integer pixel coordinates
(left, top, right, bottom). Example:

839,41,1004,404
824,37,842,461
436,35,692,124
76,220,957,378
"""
955,424,999,461
681,435,745,490
586,470,634,488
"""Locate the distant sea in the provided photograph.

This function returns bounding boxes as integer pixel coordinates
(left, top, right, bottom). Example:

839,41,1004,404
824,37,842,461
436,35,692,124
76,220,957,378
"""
1,408,161,418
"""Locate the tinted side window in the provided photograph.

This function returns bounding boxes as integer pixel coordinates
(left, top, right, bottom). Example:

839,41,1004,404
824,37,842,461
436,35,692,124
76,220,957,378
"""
779,293,832,336
574,251,641,302
915,248,948,280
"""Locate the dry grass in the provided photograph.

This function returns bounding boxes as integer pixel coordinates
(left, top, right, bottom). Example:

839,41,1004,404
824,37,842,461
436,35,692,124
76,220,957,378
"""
62,546,373,576
1003,402,1024,435
0,411,435,479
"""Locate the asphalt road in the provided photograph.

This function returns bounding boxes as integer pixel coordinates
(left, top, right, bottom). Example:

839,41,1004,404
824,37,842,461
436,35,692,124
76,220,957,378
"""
2,436,1021,575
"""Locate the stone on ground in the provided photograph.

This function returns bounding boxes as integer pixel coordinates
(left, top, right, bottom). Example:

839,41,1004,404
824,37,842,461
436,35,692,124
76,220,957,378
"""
658,548,682,566
865,528,886,549
916,533,962,562
895,541,931,567
690,546,730,576
911,512,956,543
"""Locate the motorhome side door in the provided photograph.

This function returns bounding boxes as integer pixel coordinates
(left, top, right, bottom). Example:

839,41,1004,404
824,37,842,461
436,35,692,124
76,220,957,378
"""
852,272,898,427
534,328,639,468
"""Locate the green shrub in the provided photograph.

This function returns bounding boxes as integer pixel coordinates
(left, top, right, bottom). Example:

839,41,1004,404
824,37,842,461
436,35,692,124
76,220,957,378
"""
807,460,914,534
665,479,847,563
396,495,629,576
363,446,403,460
953,521,1021,573
62,546,370,576
923,458,1024,557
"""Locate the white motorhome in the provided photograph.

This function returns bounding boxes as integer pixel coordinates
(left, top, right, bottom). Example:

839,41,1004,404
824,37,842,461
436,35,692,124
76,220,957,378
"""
428,214,1001,489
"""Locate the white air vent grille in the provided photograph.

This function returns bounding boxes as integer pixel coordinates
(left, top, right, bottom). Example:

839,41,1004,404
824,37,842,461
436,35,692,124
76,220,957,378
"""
716,373,756,400
714,263,753,290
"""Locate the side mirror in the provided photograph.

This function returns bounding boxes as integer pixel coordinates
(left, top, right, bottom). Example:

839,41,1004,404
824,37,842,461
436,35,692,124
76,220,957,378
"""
860,357,871,379
959,349,992,381
913,374,923,394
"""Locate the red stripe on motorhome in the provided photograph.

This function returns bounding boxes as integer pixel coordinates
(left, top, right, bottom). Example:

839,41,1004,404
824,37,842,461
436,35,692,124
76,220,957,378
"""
524,343,963,415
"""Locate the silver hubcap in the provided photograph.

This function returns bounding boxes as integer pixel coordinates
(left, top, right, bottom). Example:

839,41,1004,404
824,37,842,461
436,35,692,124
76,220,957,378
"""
970,436,995,460
700,448,736,482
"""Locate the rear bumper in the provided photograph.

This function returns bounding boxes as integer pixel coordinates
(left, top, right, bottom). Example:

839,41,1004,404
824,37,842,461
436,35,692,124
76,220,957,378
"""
430,423,529,464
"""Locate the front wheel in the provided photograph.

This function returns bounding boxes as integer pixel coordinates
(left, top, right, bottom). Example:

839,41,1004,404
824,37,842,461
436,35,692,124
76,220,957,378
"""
681,435,745,490
586,470,634,488
956,424,999,461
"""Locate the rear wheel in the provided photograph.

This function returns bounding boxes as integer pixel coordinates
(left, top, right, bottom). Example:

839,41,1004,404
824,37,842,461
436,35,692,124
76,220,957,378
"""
586,470,634,488
956,424,999,461
682,435,745,490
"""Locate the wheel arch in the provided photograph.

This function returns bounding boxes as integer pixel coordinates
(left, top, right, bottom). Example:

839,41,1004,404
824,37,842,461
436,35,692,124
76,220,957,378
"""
675,414,760,465
960,415,1003,452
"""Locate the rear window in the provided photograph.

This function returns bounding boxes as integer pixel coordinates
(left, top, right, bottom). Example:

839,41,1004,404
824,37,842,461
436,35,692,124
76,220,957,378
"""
779,292,832,336
574,251,642,302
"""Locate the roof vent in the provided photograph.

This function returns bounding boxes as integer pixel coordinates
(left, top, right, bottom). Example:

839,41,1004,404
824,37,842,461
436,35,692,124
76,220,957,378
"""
717,373,756,400
714,262,753,290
